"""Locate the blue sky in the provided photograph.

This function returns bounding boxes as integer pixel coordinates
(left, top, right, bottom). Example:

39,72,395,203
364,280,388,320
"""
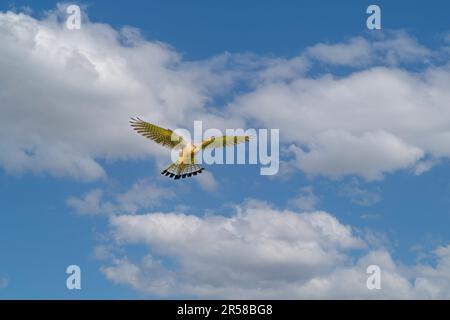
1,0,450,299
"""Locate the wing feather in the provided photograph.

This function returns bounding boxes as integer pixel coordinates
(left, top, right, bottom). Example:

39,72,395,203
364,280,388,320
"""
201,136,250,149
130,117,185,149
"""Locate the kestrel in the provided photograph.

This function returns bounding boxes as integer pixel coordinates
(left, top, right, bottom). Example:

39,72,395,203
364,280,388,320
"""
130,118,251,180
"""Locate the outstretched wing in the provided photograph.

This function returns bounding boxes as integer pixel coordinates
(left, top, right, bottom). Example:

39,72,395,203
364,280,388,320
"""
201,135,250,149
130,117,186,149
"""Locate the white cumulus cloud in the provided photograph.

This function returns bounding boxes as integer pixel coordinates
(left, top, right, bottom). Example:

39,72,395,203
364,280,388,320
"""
1,7,450,182
67,179,174,215
231,63,450,180
101,201,450,298
0,9,237,181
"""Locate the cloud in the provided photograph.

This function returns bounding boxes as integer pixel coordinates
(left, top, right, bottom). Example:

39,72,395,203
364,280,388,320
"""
306,37,373,67
413,158,439,175
360,213,381,220
91,245,114,260
338,178,382,206
195,171,218,191
1,7,450,182
411,245,450,298
101,201,450,298
287,186,318,211
67,189,105,215
371,31,431,65
104,200,367,297
67,179,174,215
231,61,450,179
305,32,430,67
0,9,239,181
102,255,177,296
297,130,423,180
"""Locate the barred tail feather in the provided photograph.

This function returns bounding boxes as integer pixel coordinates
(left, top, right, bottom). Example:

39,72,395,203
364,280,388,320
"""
161,163,204,180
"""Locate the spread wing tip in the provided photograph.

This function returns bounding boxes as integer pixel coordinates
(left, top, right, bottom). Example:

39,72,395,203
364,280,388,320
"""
129,116,142,123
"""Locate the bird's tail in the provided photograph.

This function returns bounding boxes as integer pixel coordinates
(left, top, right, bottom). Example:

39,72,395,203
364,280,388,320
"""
161,162,204,180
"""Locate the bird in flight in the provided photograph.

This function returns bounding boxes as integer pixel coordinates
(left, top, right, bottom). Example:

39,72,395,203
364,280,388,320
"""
130,118,251,180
